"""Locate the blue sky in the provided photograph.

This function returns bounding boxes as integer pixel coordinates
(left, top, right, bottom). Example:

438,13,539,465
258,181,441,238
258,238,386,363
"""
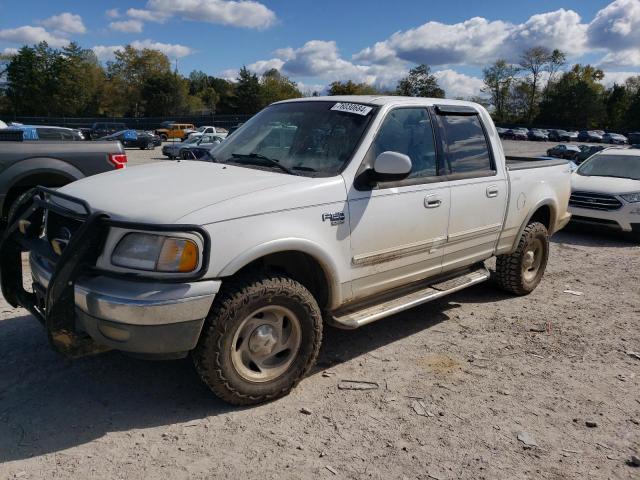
1,0,639,96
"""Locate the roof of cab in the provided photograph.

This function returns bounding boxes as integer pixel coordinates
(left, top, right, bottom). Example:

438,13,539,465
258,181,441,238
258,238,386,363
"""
274,95,481,108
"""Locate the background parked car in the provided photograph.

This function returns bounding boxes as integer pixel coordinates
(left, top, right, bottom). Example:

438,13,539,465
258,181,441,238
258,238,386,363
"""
5,125,84,140
183,126,229,141
99,129,162,149
528,128,549,141
162,134,221,159
546,144,581,160
576,145,606,164
154,123,195,141
504,128,528,140
90,122,127,139
602,133,628,145
548,129,572,142
578,130,603,143
178,135,224,157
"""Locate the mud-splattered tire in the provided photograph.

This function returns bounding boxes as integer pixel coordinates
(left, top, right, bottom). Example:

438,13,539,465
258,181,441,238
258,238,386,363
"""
193,273,323,405
495,222,549,295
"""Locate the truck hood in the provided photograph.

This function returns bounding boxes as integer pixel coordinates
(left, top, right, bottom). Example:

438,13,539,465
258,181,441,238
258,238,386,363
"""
59,161,327,223
571,173,640,195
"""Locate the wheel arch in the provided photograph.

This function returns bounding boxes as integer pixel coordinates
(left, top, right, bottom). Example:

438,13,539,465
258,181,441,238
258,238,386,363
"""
513,200,557,248
218,239,342,310
0,160,83,219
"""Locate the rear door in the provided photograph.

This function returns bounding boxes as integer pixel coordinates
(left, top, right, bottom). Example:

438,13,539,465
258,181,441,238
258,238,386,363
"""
433,106,508,272
347,107,450,300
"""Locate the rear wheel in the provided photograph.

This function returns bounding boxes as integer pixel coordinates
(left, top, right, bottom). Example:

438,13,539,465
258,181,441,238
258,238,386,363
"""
193,273,322,405
495,222,549,295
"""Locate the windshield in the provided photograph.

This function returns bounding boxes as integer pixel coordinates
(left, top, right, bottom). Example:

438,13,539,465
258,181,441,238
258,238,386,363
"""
197,126,206,132
211,101,377,177
577,154,640,180
183,136,201,145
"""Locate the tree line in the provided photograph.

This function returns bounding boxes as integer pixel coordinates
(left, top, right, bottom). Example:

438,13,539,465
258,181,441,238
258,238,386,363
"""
481,46,640,131
0,42,302,118
1,42,640,131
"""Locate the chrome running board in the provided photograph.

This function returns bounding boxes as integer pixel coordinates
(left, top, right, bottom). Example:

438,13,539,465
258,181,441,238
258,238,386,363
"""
331,266,490,329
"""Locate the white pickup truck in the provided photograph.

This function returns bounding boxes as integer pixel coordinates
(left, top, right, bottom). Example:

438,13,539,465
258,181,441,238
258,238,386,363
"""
0,96,571,405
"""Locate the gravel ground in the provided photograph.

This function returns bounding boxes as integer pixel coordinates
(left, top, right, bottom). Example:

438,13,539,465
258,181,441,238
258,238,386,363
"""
1,140,639,479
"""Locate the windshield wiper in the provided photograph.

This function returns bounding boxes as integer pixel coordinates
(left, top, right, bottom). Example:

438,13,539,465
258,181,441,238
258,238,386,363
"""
230,153,296,175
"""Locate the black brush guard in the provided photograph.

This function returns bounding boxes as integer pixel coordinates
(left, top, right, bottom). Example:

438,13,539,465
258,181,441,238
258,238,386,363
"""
0,187,211,357
0,187,110,357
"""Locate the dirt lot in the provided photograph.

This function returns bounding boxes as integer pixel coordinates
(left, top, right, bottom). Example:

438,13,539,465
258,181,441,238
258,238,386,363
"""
1,140,639,479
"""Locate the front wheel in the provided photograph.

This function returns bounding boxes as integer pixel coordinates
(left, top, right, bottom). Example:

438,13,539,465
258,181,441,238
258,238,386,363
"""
193,273,323,405
495,222,549,295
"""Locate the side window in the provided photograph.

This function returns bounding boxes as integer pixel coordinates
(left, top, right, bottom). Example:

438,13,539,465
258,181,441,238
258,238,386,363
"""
37,128,62,140
369,108,437,179
439,114,493,175
60,130,74,140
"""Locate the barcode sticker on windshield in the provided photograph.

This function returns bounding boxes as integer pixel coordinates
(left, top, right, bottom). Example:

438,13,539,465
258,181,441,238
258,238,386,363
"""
331,102,372,116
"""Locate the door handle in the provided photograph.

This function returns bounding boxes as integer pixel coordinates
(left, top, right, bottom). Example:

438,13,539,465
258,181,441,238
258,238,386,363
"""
424,195,442,208
486,185,499,198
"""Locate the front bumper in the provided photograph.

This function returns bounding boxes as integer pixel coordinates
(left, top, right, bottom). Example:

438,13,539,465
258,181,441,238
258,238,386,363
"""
0,187,216,358
30,253,219,355
569,203,640,232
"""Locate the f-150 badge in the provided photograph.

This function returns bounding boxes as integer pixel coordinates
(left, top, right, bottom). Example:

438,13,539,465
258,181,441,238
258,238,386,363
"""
322,212,345,225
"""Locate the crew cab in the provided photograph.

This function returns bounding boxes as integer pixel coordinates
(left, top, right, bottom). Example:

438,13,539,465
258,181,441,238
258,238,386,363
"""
0,96,571,405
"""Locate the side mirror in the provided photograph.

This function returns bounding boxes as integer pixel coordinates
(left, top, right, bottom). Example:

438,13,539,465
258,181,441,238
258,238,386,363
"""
372,151,412,181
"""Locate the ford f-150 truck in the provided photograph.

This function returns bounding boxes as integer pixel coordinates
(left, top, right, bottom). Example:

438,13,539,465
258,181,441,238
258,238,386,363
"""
0,96,571,405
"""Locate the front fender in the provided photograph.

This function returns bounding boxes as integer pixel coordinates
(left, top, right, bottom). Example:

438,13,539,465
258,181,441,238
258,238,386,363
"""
218,237,343,308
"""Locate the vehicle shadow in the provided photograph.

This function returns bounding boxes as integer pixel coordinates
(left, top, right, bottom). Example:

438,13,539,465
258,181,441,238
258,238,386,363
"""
0,288,486,462
552,224,638,248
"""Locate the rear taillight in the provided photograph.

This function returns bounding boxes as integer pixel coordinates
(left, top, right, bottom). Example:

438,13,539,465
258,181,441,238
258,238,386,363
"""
109,153,128,170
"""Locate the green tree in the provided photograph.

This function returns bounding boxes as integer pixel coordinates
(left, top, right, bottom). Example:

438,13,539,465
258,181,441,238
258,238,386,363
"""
605,84,629,132
5,42,62,115
106,46,172,116
328,80,379,95
537,65,606,129
260,68,301,106
482,59,520,122
235,67,261,113
396,64,444,98
140,72,189,116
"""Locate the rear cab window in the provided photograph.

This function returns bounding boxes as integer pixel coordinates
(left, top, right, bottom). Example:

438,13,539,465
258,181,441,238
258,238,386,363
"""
435,107,496,179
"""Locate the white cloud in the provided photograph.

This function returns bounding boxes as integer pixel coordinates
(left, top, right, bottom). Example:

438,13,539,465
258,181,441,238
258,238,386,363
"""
41,12,86,35
126,8,167,23
106,8,120,19
354,9,588,68
130,39,193,58
92,45,124,61
433,70,485,98
588,0,640,50
145,0,276,29
2,47,19,56
247,58,285,74
600,70,640,87
600,49,640,68
109,20,144,33
0,26,69,47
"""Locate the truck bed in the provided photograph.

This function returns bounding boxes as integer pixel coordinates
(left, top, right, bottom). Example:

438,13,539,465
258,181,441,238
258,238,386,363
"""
506,156,569,170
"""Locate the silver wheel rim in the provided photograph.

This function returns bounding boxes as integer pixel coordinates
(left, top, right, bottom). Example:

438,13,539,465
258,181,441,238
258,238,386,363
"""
230,305,302,383
522,238,544,282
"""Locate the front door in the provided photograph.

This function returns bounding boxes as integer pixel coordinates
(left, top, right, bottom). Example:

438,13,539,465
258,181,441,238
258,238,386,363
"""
347,107,450,301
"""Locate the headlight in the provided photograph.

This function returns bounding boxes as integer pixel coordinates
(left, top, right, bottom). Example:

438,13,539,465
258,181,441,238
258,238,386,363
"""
112,233,199,273
620,192,640,203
